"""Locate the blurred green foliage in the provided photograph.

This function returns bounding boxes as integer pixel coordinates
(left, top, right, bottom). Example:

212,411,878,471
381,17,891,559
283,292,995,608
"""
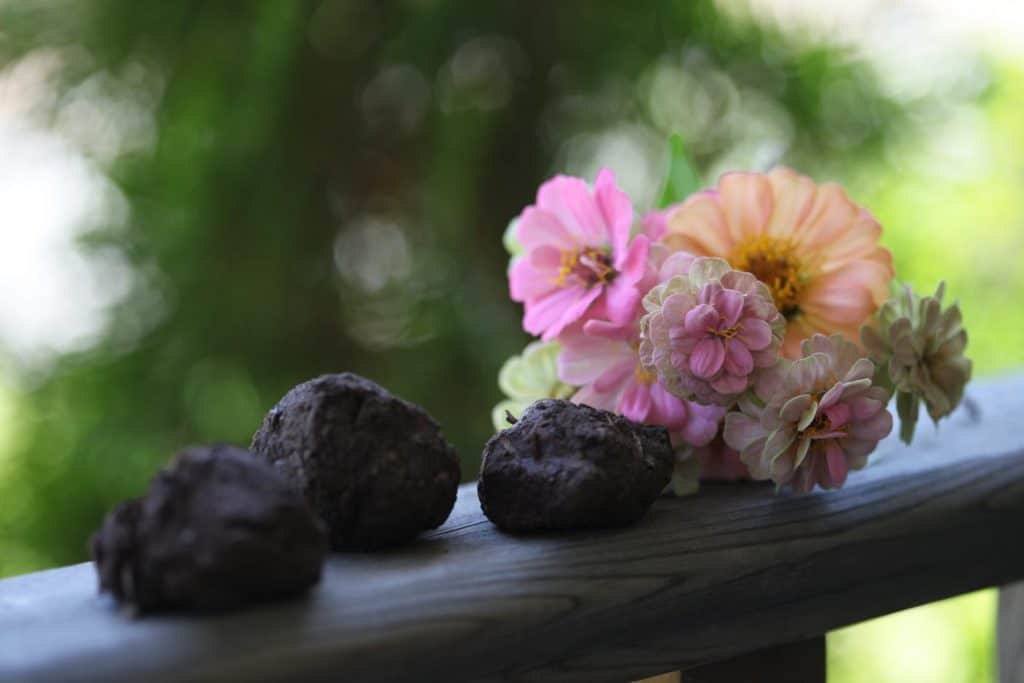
0,0,918,574
0,2,1019,681
657,133,701,208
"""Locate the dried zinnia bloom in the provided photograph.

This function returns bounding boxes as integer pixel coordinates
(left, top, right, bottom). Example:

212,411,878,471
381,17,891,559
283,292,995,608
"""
724,334,893,492
639,257,785,406
861,282,971,443
663,168,894,358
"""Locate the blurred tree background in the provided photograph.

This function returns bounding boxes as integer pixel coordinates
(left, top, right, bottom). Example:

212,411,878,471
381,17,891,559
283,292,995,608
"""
1,1,1021,681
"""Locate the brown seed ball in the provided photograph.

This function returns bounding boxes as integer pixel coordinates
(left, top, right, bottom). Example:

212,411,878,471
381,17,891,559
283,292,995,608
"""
251,373,460,549
91,444,327,613
478,399,674,532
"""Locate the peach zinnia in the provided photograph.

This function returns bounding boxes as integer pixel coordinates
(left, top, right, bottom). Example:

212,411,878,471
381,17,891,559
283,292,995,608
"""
662,168,893,358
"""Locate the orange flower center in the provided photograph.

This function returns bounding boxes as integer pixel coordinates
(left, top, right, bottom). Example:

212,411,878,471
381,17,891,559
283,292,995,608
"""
554,246,615,288
731,236,804,319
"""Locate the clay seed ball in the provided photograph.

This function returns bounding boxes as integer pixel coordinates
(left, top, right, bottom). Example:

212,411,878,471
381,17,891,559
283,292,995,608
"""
91,444,327,613
251,373,461,549
478,399,673,531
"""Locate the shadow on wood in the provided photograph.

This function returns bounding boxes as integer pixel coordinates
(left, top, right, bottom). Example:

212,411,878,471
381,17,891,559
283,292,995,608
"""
682,637,824,683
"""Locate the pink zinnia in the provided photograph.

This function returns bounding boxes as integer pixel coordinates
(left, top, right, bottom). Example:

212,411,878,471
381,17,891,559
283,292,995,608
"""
639,257,786,406
508,169,650,340
723,333,893,493
557,321,723,448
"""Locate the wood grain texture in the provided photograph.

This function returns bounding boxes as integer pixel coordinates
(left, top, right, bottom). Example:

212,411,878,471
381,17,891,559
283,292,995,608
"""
1001,582,1024,683
2,373,1024,683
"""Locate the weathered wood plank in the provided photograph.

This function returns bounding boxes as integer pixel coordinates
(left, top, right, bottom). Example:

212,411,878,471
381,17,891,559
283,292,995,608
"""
2,373,1024,683
681,637,825,682
1001,581,1024,683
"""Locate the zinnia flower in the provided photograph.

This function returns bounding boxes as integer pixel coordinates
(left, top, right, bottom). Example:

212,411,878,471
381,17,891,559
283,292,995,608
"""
662,168,894,358
508,169,650,340
724,333,893,493
861,282,972,443
639,257,786,406
558,321,724,448
491,341,574,431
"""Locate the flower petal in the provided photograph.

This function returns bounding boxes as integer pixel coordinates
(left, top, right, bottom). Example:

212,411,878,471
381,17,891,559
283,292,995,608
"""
763,426,796,461
715,288,744,327
619,381,653,423
572,384,616,412
529,245,563,270
718,171,774,245
557,331,632,385
649,382,690,431
684,304,720,337
824,402,851,428
803,261,892,329
795,182,860,252
780,394,814,423
595,168,634,257
849,409,893,442
710,372,748,394
509,256,557,302
524,285,590,339
659,251,697,281
690,337,726,378
724,411,767,452
516,206,577,252
664,191,736,256
603,278,642,325
593,358,636,394
724,338,754,376
824,440,849,487
735,317,773,351
582,318,637,341
615,234,650,281
677,399,725,446
537,174,606,243
766,167,818,239
641,207,673,241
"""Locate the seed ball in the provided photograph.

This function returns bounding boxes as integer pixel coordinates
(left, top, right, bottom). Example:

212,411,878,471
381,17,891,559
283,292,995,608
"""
251,373,460,549
91,444,327,613
478,399,673,531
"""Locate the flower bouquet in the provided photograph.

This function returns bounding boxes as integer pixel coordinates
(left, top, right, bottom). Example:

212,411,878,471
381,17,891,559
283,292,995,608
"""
494,136,972,495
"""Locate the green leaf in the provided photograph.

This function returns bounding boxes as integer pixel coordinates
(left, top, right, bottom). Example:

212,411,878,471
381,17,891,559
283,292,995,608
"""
657,133,702,208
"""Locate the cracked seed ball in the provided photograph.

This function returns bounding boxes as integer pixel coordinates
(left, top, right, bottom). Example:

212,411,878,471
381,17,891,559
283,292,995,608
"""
478,399,673,531
251,373,460,549
91,444,327,613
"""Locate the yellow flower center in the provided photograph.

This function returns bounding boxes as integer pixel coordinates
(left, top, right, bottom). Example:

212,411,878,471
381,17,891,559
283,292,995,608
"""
731,236,804,318
634,364,657,385
554,246,615,287
708,322,742,340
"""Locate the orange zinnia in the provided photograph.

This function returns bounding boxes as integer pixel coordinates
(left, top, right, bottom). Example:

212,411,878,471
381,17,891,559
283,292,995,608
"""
662,167,893,358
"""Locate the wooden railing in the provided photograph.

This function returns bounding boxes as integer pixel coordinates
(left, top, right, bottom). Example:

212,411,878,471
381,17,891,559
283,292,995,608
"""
2,373,1024,682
